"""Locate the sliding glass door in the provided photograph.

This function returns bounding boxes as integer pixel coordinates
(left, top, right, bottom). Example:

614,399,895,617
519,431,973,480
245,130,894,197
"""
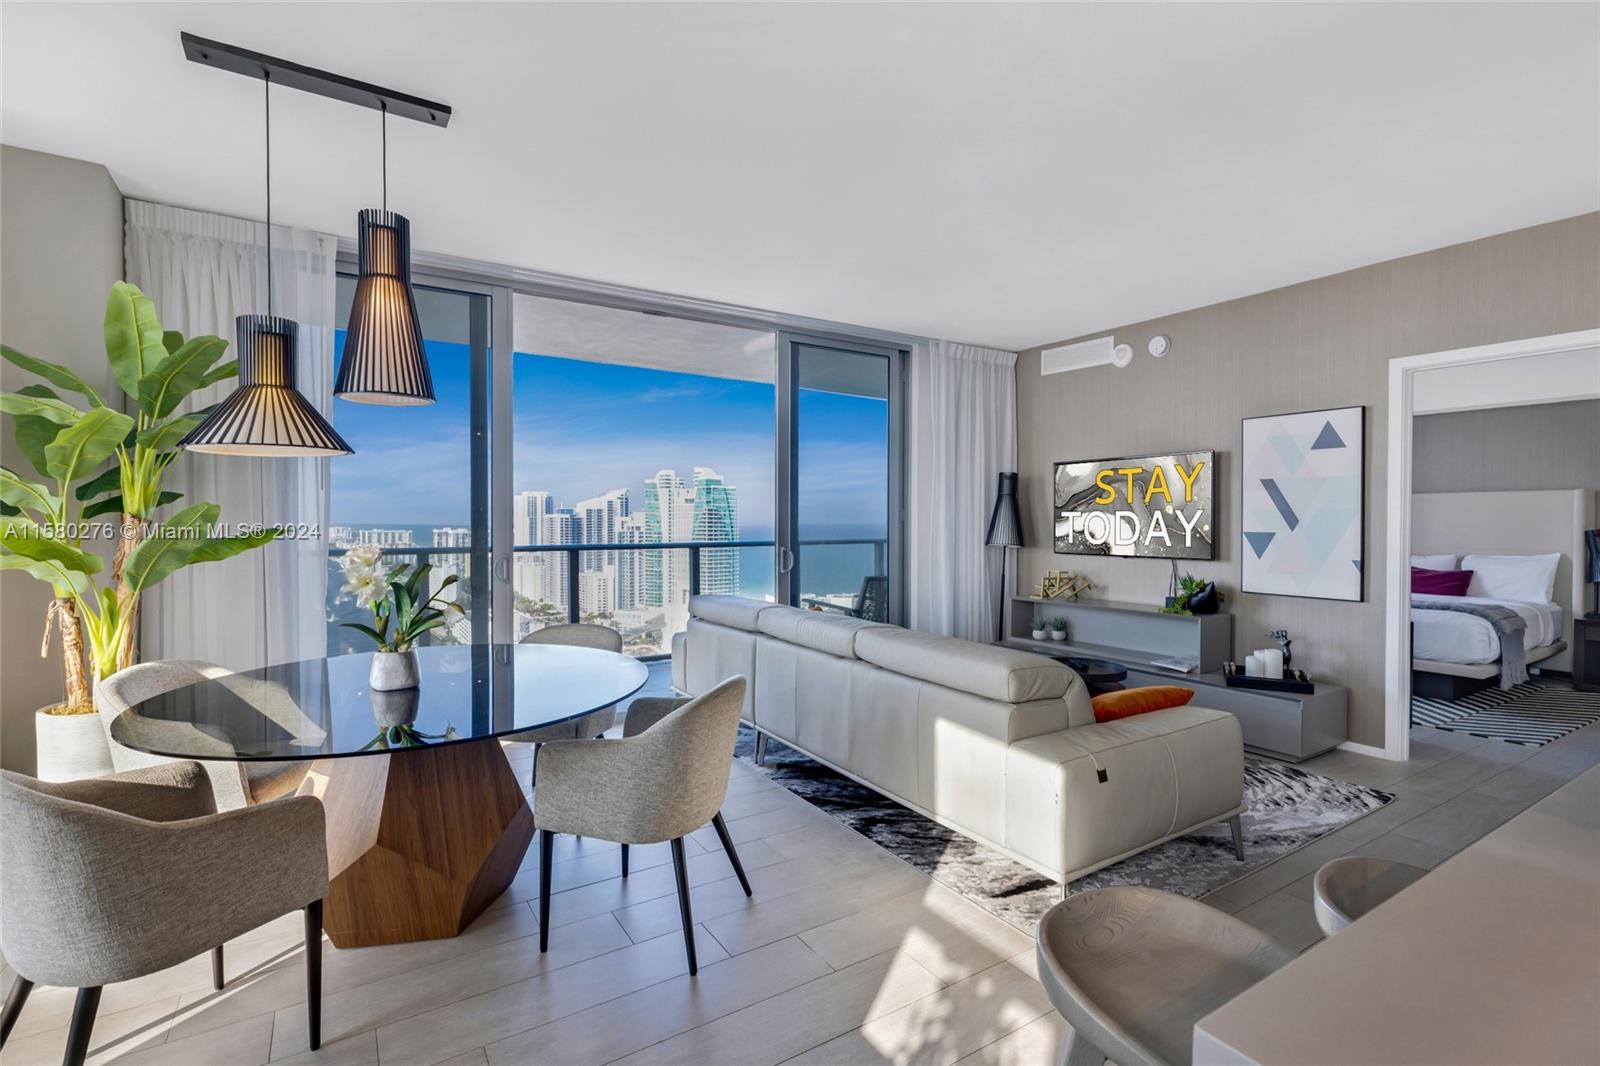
327,278,492,652
778,335,905,624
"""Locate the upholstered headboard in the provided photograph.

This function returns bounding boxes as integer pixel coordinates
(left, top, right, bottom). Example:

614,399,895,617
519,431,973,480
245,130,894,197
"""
1411,489,1597,671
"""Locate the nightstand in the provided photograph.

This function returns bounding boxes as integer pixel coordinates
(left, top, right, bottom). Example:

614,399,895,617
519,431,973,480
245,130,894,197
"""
1575,617,1600,694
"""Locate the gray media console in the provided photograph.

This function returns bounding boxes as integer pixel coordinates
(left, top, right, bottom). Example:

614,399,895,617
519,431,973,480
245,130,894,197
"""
1007,595,1348,762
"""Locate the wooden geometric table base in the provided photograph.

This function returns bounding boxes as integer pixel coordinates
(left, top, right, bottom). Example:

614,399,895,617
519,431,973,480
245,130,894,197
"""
296,738,535,948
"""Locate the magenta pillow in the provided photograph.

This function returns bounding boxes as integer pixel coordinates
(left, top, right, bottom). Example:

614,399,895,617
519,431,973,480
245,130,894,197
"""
1412,567,1473,596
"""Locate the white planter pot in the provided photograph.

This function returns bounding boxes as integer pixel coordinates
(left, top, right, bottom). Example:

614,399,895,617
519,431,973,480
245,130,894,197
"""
36,707,113,782
370,650,421,691
1030,629,1049,641
1049,630,1068,642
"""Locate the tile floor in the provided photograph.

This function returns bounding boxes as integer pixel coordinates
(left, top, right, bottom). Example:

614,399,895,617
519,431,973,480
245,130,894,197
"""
5,671,1599,1066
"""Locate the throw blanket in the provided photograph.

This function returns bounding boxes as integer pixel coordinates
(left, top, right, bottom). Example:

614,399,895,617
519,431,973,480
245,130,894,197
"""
1413,596,1528,689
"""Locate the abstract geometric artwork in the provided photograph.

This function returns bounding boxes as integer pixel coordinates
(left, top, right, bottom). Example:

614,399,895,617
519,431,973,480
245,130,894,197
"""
1241,406,1365,601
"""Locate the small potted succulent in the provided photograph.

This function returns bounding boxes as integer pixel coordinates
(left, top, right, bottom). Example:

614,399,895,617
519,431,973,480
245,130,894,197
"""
338,546,464,690
1048,617,1069,642
1030,618,1049,641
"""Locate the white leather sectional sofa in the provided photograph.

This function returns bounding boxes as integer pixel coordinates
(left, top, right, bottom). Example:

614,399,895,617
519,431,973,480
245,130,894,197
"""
671,595,1247,888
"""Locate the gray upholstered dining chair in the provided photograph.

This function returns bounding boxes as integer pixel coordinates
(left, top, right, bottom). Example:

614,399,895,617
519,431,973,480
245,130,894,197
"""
0,762,328,1066
96,660,312,809
613,692,753,893
518,624,626,743
534,676,748,975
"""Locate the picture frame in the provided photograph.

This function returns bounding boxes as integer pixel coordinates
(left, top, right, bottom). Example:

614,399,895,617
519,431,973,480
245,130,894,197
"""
1240,405,1366,602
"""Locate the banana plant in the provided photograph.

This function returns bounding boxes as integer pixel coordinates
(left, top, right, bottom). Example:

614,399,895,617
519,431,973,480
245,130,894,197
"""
1,282,273,711
0,390,135,710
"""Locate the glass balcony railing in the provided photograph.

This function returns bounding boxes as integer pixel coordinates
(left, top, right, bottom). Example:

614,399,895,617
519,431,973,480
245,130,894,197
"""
326,538,887,659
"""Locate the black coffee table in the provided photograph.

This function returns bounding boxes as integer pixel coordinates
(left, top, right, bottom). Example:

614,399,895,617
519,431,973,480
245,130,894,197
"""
1058,656,1129,694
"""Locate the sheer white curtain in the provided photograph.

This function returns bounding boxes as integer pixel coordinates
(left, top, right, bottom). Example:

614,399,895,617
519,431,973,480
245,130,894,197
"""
124,199,336,669
906,340,1018,642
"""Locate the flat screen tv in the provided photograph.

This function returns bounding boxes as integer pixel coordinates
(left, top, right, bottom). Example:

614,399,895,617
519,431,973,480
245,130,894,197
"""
1053,450,1215,560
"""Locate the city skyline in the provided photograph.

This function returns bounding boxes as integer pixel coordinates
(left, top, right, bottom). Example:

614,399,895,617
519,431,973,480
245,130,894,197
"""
329,344,889,537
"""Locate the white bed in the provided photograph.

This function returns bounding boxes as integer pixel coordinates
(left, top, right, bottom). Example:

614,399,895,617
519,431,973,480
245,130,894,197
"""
1410,595,1563,664
1408,489,1595,696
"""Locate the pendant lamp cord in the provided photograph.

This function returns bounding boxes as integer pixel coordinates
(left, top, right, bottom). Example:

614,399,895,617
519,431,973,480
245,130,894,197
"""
381,102,388,211
264,71,273,317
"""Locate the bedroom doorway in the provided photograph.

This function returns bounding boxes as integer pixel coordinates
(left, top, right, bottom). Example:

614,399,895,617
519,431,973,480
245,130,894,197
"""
1385,329,1600,760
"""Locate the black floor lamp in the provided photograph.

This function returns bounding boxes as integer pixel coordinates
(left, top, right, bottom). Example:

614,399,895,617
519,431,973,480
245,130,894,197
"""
986,472,1024,641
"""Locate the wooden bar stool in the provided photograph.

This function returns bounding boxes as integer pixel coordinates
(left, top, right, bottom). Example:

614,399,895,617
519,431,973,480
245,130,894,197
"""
1035,886,1293,1066
1312,857,1427,936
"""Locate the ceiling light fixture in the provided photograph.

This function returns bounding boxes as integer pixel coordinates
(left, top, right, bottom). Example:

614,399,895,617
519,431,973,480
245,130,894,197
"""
335,105,434,404
179,33,452,410
180,74,353,457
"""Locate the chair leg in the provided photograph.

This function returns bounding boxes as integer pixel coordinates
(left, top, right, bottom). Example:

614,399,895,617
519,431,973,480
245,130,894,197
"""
754,733,768,766
670,837,697,975
1059,1027,1106,1066
63,987,100,1066
211,944,225,990
1229,813,1246,861
538,829,555,952
305,900,323,1052
620,843,630,878
710,812,752,897
0,976,33,1048
531,742,541,789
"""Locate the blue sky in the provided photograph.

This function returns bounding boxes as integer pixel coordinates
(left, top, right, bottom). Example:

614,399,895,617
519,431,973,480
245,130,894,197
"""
329,340,888,539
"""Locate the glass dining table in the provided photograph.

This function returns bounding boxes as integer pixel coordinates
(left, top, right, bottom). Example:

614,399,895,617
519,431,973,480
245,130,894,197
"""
111,643,648,948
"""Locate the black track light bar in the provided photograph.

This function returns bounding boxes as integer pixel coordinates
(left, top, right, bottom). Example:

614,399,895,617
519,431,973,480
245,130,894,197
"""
181,32,451,127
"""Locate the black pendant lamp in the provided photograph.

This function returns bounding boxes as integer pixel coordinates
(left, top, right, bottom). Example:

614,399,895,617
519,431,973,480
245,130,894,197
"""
334,106,435,405
181,76,353,457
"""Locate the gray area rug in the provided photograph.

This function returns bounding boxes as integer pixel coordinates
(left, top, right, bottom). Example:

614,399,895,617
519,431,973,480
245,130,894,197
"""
733,725,1393,932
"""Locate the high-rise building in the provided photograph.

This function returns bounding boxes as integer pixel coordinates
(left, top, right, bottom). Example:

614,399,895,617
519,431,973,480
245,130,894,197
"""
540,508,580,611
574,488,630,588
643,470,692,609
642,467,740,608
616,512,648,611
352,528,415,548
691,468,741,595
429,527,471,601
513,491,553,603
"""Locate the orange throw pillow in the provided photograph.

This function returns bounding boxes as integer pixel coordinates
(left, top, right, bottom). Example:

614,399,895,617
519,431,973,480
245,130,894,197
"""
1091,685,1196,723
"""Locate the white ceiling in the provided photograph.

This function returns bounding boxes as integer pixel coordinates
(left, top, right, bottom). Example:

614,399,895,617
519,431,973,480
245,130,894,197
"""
3,3,1596,351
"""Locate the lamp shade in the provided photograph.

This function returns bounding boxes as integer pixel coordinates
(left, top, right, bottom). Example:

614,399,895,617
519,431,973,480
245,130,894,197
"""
985,472,1024,548
335,209,434,405
180,315,353,456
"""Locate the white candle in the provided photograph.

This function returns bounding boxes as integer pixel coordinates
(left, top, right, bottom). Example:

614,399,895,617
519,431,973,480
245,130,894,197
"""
1261,648,1285,679
1245,653,1263,677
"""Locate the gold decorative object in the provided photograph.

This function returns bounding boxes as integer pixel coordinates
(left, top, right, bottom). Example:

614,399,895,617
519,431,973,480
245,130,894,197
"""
1034,570,1092,600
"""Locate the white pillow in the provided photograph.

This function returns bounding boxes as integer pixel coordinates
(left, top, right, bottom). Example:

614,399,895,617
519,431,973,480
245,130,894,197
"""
1460,553,1560,604
1410,553,1458,570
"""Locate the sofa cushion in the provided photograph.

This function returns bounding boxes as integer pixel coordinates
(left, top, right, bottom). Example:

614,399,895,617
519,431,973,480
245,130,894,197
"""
852,626,1072,704
1091,685,1196,723
1005,705,1244,880
756,605,885,658
689,594,769,632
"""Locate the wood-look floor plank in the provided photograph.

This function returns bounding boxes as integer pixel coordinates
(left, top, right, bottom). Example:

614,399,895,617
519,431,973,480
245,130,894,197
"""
268,914,631,1059
797,882,1034,982
613,950,945,1066
483,937,832,1065
781,957,1054,1065
371,925,729,1066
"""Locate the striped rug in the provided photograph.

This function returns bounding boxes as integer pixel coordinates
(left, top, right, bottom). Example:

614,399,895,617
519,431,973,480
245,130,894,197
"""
1412,682,1600,746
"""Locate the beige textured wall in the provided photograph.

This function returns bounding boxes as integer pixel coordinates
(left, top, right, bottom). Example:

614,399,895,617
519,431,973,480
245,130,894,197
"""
1016,213,1600,748
1413,399,1600,493
0,146,124,774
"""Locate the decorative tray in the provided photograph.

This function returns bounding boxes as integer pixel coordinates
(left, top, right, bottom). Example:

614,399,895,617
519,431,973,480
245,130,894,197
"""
1222,664,1316,694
